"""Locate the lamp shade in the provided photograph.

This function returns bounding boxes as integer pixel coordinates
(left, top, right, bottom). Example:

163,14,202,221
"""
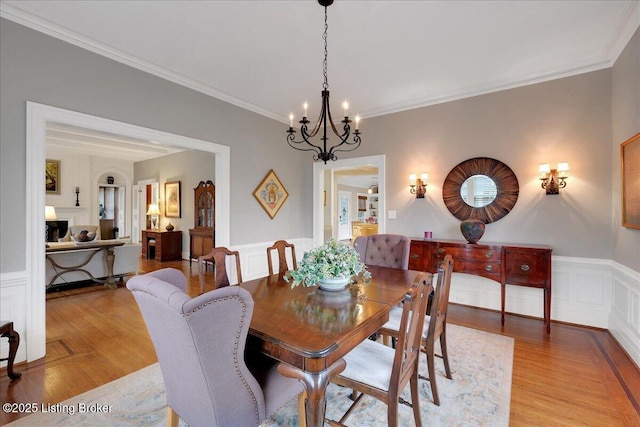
146,204,161,216
45,205,57,220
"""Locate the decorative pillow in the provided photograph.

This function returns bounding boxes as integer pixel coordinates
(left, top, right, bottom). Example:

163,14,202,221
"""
72,230,97,242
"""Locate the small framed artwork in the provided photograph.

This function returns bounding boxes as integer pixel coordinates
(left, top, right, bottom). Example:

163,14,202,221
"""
164,181,181,218
253,169,289,219
621,132,640,229
46,159,60,194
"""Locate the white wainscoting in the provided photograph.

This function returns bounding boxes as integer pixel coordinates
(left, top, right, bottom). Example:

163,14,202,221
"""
2,249,638,367
0,271,28,367
230,238,314,282
448,256,613,328
608,261,640,367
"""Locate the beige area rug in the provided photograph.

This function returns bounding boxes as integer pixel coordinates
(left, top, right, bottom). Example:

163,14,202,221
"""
7,324,513,426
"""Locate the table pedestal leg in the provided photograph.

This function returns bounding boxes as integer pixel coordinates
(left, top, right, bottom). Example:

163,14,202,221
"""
104,247,117,289
277,358,346,427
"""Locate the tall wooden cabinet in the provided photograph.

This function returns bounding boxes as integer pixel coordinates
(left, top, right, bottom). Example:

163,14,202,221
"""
189,180,215,267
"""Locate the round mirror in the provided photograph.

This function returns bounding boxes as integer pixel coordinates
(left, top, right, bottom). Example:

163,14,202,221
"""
460,175,497,207
443,157,519,224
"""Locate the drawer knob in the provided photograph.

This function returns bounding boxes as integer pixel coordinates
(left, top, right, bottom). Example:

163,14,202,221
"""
484,265,493,272
520,264,530,272
411,254,419,260
485,251,493,258
437,248,445,254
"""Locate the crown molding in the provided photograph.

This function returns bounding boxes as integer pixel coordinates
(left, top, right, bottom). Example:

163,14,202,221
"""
0,2,283,123
3,1,639,123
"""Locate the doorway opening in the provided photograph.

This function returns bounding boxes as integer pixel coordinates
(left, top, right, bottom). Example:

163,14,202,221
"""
25,102,230,362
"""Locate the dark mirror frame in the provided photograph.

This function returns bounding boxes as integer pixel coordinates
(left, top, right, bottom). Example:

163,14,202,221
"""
443,157,519,224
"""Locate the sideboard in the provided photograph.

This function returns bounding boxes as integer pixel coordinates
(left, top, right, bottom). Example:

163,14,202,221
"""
409,238,552,334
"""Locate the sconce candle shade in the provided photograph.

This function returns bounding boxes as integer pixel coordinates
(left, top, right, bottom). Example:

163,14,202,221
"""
409,172,428,198
539,162,569,195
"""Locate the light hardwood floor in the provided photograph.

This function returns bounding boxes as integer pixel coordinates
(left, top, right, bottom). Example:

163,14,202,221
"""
1,258,639,426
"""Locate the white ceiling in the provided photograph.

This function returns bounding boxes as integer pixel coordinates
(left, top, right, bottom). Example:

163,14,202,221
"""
2,0,639,129
46,122,185,162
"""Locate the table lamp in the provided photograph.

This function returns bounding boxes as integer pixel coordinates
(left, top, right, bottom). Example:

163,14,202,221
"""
45,205,57,247
146,204,161,230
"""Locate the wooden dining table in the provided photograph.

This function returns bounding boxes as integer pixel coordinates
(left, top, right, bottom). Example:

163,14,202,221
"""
240,265,425,427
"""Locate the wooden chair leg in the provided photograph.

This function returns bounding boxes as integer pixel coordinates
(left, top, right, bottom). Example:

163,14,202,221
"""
298,393,307,427
426,348,440,406
410,373,422,427
167,407,179,427
440,326,452,379
387,394,398,427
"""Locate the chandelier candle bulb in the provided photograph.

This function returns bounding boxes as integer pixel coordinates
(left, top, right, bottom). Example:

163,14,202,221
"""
289,114,294,128
303,101,308,117
355,115,360,130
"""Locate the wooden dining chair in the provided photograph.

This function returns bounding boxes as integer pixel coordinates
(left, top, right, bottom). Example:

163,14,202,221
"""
266,240,297,276
379,254,454,406
327,272,432,427
198,247,242,293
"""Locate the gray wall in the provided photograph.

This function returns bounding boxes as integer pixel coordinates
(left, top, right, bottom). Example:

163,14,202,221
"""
2,18,639,275
350,70,614,258
612,27,640,270
134,150,217,253
0,18,311,273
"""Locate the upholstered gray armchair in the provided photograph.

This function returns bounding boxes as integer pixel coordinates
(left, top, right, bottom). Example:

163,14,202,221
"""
127,268,304,427
353,234,410,269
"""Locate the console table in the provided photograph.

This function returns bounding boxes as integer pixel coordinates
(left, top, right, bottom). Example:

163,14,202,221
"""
409,238,552,334
141,230,182,261
46,240,126,289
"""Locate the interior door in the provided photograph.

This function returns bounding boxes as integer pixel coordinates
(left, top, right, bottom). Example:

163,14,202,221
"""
337,191,351,240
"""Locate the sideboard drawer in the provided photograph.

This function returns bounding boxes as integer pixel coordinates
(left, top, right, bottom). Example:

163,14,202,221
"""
435,256,502,281
433,243,502,262
504,248,550,288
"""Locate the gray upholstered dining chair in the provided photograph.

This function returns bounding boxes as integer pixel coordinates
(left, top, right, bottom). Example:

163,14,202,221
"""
266,240,297,276
379,254,455,406
127,268,305,427
353,234,410,269
198,246,242,293
327,272,432,427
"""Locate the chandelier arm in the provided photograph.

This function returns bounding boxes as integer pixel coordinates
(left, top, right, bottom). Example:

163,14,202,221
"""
330,133,362,154
288,130,323,154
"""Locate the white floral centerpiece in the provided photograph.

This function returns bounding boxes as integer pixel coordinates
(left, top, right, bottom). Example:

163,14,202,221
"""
286,239,370,290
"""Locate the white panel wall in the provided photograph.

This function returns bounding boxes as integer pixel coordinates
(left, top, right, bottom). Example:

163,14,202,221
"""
0,272,27,367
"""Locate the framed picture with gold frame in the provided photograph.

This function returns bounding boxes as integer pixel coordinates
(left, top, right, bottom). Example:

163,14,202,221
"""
253,169,289,219
621,132,640,229
164,181,181,218
46,159,60,194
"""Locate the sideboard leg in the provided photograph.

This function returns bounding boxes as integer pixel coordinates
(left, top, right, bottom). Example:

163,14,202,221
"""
500,283,506,325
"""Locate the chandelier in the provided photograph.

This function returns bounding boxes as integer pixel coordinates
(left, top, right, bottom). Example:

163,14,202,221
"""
286,0,361,164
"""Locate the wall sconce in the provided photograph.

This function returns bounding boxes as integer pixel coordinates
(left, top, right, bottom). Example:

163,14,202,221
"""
75,186,80,206
409,173,428,198
146,204,161,229
539,162,569,195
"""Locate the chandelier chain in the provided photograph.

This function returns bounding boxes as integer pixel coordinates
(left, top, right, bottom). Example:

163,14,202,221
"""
323,5,328,90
